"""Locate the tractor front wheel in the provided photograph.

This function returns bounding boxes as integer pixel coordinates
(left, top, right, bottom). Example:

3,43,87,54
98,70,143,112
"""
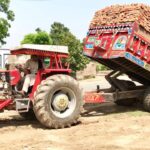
33,74,83,129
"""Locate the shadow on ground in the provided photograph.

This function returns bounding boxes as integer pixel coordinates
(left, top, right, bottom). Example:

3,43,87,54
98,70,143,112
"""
82,102,146,117
0,102,147,129
0,113,43,129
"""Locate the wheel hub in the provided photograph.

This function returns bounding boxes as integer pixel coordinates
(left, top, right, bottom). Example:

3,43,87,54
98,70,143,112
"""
52,93,69,112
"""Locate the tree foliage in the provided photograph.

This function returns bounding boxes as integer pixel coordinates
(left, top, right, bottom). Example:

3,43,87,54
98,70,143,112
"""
0,0,15,45
21,30,52,45
21,22,89,72
50,22,89,72
21,33,36,44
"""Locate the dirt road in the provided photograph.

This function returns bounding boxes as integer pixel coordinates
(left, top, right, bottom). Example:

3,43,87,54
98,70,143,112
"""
0,102,150,150
0,76,150,150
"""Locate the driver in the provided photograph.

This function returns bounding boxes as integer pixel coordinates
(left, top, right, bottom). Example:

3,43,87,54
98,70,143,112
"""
18,55,43,95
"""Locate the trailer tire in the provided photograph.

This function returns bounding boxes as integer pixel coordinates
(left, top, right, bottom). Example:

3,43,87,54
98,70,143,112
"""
33,74,83,129
143,88,150,112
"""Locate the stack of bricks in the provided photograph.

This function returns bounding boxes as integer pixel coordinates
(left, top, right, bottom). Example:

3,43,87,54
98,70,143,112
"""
90,4,150,33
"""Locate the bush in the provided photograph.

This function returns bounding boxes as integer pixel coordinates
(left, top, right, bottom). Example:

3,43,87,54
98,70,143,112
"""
84,75,95,79
96,64,109,72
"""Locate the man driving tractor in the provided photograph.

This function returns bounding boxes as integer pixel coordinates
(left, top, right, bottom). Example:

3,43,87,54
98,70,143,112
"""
18,55,43,95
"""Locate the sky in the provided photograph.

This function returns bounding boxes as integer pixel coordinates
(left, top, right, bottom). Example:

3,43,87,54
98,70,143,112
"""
3,0,150,48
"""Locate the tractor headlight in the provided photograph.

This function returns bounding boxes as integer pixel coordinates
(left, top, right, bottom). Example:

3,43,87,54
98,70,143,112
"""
4,82,8,89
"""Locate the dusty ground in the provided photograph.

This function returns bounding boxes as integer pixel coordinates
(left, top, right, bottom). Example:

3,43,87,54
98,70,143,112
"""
0,102,150,150
0,76,150,150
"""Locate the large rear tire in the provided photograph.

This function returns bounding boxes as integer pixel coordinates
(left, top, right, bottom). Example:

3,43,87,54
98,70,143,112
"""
143,87,150,112
33,74,83,129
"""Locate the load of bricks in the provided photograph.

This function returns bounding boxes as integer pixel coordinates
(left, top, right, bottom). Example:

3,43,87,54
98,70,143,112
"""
90,4,150,33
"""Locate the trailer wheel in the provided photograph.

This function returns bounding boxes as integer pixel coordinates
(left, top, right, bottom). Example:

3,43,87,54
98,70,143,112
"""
33,74,83,129
143,87,150,112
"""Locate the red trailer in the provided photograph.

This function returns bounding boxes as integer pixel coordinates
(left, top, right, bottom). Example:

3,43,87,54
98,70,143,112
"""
83,22,150,111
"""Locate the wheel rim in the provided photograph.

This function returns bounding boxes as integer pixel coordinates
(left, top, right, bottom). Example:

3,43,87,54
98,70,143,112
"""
50,87,76,118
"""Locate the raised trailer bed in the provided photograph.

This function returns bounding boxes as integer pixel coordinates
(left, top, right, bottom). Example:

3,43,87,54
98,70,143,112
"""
83,22,150,110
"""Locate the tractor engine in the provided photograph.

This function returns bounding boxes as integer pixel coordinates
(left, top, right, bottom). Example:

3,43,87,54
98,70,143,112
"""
0,70,21,100
0,72,11,100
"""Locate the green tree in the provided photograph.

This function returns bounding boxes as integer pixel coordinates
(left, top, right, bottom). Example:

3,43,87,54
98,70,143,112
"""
50,22,89,72
21,33,36,44
21,30,52,45
0,0,15,45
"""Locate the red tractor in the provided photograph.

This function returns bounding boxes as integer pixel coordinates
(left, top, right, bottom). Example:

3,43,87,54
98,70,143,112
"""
0,44,83,129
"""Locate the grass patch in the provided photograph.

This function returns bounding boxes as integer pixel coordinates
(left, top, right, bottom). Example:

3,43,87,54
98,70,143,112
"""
126,110,150,117
83,75,95,79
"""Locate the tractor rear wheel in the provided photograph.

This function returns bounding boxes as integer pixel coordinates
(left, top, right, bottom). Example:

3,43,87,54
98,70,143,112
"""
33,74,83,129
143,87,150,112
